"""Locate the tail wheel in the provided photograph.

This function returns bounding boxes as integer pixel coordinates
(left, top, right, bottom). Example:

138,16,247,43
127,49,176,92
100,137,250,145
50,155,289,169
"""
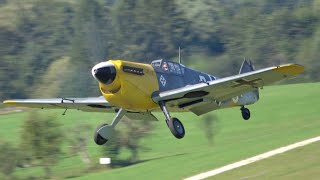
94,123,109,145
167,118,185,139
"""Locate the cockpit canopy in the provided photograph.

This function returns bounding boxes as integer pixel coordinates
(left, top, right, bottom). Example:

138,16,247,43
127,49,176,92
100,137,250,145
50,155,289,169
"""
151,59,184,75
151,59,162,67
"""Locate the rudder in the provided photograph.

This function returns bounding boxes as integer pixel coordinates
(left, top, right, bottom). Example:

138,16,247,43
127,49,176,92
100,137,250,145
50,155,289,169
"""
238,59,259,104
239,59,255,74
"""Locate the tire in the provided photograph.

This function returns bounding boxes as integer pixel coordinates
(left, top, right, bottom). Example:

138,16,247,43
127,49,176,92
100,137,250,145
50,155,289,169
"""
241,108,251,120
94,123,109,145
167,117,185,139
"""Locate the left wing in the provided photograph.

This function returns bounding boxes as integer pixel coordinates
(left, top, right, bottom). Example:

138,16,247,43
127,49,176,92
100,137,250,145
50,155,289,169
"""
3,96,116,112
152,64,304,115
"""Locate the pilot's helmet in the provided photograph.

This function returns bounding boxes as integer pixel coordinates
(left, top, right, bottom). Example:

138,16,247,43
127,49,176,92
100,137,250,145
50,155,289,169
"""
162,62,169,71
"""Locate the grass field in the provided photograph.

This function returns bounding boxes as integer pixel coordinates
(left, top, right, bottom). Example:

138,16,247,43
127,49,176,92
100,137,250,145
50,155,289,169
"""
0,82,319,179
210,141,320,180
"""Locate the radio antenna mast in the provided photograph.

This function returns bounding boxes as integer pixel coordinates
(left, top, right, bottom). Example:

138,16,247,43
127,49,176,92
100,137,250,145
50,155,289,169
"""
178,46,182,64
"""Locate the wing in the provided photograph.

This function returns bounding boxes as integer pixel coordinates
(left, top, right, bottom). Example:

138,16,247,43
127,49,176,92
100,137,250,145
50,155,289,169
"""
3,96,116,113
152,64,304,115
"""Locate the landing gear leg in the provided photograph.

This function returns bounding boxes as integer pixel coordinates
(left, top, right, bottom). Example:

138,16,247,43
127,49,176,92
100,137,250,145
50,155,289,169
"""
241,106,251,120
94,108,126,145
159,101,185,139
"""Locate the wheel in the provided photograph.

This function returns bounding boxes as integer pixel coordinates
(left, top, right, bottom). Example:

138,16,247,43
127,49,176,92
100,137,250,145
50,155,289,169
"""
241,108,251,120
94,123,109,145
167,117,185,139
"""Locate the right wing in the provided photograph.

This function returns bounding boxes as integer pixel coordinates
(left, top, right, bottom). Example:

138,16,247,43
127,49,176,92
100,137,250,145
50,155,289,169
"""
3,96,116,113
152,64,304,115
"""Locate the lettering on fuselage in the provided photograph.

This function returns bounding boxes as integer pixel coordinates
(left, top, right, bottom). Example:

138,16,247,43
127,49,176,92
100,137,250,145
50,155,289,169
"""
122,66,144,75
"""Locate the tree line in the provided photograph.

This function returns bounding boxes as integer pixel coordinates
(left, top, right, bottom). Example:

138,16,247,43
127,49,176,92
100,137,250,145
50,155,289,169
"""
0,0,319,100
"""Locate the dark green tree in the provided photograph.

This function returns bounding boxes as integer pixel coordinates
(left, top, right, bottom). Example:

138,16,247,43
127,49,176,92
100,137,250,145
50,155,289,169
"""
102,117,154,167
67,123,92,166
20,111,63,178
67,0,112,97
199,114,219,146
112,0,190,61
0,141,18,180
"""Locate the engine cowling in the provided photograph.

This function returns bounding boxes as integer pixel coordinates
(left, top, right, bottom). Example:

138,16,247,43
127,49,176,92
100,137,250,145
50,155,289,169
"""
92,60,159,112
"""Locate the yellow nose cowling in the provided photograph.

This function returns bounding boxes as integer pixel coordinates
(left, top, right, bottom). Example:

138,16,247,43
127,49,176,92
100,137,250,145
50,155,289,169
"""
98,60,159,112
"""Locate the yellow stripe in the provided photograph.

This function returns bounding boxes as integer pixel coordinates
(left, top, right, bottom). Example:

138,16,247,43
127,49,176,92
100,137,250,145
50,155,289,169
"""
273,64,305,75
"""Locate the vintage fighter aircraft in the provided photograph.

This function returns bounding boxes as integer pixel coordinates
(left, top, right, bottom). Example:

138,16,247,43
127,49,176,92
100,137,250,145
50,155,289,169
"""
3,59,304,145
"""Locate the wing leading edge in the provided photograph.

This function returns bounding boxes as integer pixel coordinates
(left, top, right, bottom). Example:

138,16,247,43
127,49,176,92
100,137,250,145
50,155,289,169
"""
3,96,116,112
153,64,304,115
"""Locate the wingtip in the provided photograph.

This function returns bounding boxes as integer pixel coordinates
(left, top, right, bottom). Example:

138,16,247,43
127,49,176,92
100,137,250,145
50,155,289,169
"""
3,100,16,105
274,64,305,75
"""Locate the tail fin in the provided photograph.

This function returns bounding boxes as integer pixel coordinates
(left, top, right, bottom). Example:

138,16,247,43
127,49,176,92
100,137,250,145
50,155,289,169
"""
239,59,255,74
239,59,259,102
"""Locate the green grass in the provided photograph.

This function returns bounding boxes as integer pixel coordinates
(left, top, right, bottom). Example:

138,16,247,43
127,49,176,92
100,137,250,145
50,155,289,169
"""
210,141,320,180
0,82,320,179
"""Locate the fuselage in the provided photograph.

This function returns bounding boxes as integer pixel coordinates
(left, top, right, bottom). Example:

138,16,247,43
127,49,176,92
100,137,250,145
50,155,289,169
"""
92,59,258,113
92,59,218,112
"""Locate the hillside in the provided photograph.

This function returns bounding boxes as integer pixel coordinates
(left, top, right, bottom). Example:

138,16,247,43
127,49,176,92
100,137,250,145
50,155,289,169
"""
0,0,320,100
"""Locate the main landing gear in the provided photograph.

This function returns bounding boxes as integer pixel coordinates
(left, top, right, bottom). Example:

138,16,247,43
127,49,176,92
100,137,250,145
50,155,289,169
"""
241,106,251,120
159,101,185,139
93,108,126,145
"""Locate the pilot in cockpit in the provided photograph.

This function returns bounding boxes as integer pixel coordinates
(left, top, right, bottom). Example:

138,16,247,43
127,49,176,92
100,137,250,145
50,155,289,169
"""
162,62,169,71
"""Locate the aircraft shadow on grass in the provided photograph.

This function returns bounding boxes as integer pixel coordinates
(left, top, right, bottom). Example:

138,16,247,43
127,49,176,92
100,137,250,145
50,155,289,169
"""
111,152,189,168
63,153,189,179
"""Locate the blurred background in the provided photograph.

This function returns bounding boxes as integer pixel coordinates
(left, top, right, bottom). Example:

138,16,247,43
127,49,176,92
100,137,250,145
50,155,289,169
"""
0,0,320,179
0,0,319,100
